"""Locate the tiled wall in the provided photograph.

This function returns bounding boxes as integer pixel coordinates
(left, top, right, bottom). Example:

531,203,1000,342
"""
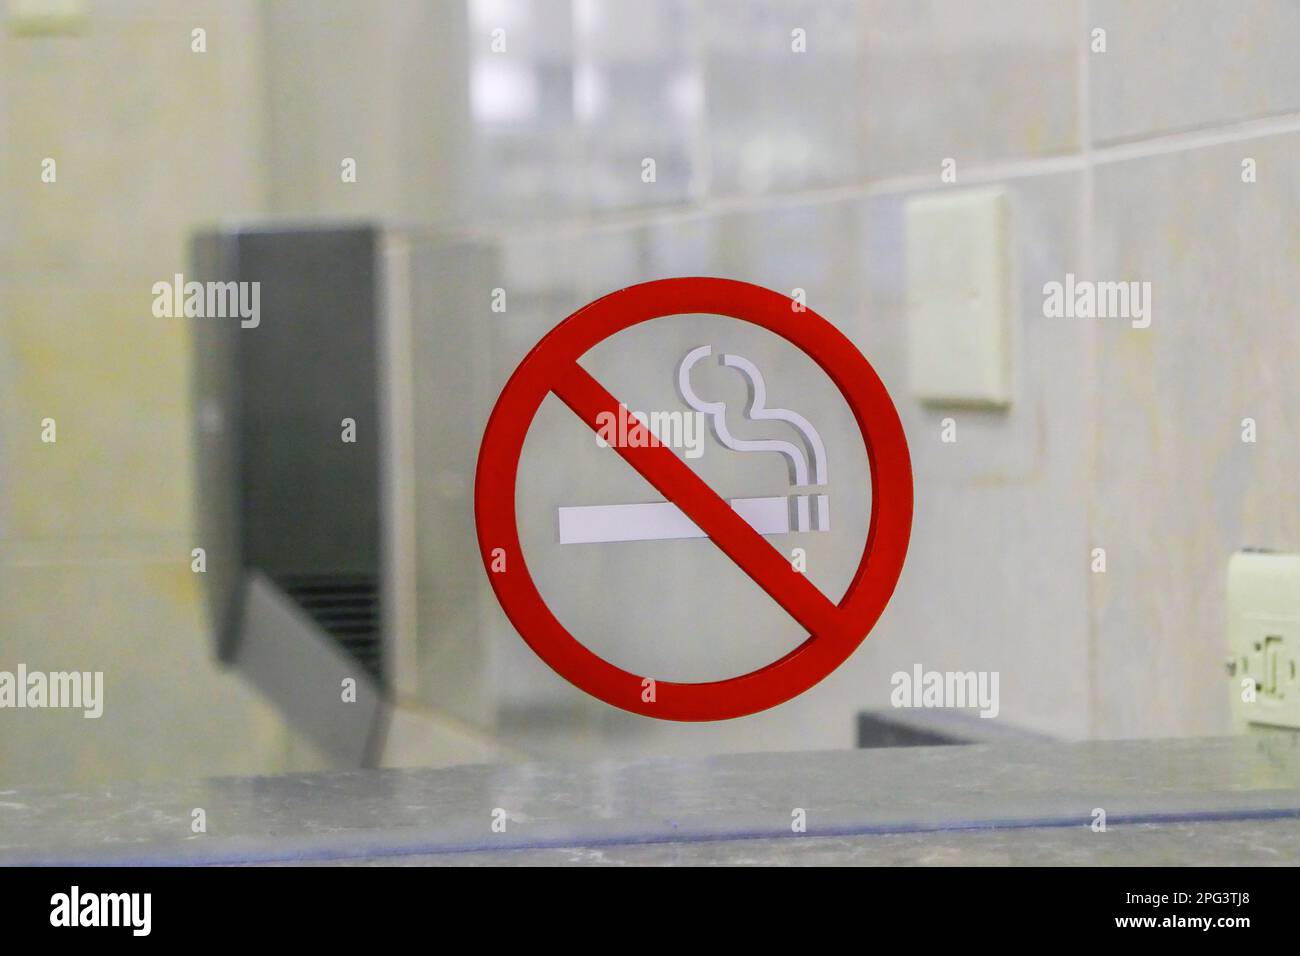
406,0,1300,745
1084,1,1300,736
416,0,1300,743
262,0,471,226
3,1,1298,783
0,0,318,784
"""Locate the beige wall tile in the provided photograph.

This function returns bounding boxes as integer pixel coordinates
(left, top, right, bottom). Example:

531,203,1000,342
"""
262,0,469,225
1,5,266,286
702,0,862,196
1,283,194,547
0,560,297,786
861,0,1081,179
1089,0,1300,144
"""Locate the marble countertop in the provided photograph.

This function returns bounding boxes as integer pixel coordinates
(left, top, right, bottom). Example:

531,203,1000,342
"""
2,735,1299,865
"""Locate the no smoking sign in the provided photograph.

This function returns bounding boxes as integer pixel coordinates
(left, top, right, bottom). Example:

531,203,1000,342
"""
475,277,912,721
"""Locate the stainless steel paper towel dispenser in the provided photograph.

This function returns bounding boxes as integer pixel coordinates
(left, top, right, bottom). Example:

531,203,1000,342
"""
189,224,501,766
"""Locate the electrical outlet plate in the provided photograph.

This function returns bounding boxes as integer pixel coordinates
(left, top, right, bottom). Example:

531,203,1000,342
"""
1227,551,1300,732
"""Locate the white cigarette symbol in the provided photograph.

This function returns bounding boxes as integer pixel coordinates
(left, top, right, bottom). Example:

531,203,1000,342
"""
559,347,830,545
559,494,829,545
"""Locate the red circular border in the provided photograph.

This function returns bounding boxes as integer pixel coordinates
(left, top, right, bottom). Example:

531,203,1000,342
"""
474,277,912,721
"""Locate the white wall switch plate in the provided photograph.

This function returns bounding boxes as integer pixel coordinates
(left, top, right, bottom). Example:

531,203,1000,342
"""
905,187,1012,407
1227,551,1300,732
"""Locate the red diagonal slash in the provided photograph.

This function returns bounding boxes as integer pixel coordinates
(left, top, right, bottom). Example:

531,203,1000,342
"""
551,361,843,638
